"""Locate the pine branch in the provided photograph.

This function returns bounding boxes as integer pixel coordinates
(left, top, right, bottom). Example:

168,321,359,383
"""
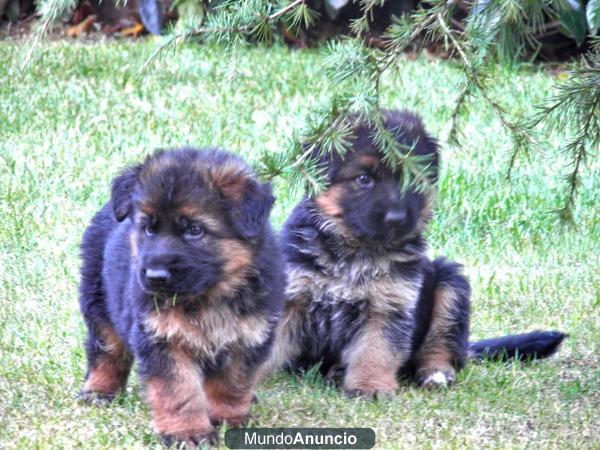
256,106,353,184
268,0,305,21
371,110,436,194
435,6,534,173
290,110,355,168
378,6,442,75
448,83,471,146
21,0,76,69
529,49,600,220
142,0,311,71
350,0,385,36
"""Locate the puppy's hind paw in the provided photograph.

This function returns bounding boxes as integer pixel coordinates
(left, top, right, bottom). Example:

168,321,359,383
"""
416,369,455,389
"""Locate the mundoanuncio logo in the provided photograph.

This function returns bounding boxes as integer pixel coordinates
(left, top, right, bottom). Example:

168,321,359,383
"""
225,428,376,449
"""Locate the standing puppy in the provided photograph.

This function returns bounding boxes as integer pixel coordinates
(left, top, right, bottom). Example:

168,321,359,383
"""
265,110,565,397
78,148,284,446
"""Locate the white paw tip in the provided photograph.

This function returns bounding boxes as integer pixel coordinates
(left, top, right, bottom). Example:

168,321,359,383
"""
424,371,448,387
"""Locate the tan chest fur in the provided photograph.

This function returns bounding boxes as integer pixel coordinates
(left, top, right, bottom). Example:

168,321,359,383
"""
144,304,269,358
286,252,423,314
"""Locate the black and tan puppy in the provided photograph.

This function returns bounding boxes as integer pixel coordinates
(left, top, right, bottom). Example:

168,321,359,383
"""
78,148,285,445
264,110,565,397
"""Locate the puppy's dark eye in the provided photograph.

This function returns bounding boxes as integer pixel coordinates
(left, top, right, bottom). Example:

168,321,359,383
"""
356,174,375,188
143,224,154,236
185,224,205,239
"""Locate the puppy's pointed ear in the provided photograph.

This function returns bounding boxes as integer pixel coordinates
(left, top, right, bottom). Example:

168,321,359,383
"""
111,166,141,222
229,180,275,239
209,162,275,239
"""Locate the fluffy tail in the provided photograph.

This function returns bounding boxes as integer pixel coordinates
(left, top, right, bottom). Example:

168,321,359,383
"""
469,331,567,362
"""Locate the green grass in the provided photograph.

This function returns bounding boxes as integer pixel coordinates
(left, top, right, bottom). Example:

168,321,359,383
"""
1,40,598,449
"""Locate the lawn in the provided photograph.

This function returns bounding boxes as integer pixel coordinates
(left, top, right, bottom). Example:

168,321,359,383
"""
0,40,598,449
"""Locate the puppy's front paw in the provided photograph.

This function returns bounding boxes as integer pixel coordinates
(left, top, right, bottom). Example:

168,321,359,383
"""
416,368,455,389
325,364,345,387
77,390,116,406
344,387,395,401
209,413,250,428
160,430,219,448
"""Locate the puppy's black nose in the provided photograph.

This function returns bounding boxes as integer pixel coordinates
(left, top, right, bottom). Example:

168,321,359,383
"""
144,268,171,284
385,209,407,224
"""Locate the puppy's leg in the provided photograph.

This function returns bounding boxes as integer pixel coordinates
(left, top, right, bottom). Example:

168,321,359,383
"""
415,259,470,388
205,354,257,427
79,211,132,404
142,347,216,447
79,323,132,404
342,317,406,399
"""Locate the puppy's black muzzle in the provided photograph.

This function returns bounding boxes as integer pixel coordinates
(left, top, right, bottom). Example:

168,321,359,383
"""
139,247,181,293
384,208,409,225
143,267,172,290
138,239,221,295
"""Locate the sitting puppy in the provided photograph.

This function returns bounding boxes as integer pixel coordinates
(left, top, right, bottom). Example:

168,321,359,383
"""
78,148,284,445
264,110,565,397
